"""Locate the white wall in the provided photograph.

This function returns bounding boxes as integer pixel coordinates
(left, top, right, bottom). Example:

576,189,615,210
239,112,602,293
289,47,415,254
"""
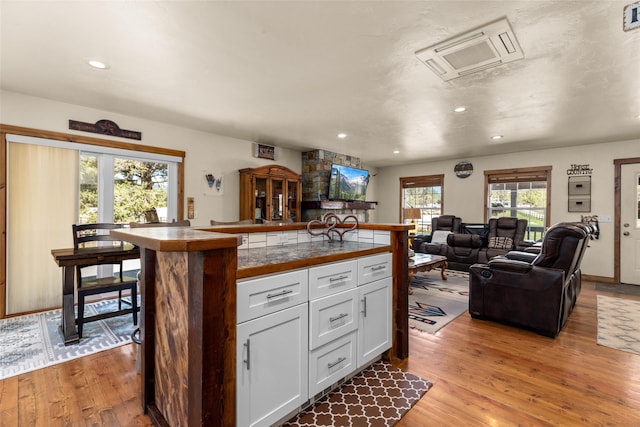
375,139,640,279
1,90,302,227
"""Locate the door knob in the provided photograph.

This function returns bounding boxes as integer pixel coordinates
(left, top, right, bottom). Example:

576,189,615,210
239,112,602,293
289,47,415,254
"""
624,223,630,227
624,231,630,236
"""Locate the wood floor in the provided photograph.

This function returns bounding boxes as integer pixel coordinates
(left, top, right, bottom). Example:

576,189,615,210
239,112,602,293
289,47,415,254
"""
2,280,640,426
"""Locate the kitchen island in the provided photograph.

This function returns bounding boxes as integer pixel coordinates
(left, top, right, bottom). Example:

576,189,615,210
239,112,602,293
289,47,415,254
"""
112,222,411,427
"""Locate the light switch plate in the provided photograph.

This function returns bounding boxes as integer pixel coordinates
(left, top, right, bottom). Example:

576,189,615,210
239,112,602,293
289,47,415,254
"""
599,215,612,222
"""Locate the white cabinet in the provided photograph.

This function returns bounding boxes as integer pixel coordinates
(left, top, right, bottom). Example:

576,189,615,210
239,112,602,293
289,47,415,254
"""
237,251,392,426
237,303,308,427
357,276,392,368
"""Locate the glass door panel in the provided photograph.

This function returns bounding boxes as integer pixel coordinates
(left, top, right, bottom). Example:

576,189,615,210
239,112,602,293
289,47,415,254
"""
255,177,267,222
287,180,298,221
271,178,284,221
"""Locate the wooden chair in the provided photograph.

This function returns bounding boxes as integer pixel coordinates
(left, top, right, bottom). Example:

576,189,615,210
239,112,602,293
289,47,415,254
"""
72,223,139,338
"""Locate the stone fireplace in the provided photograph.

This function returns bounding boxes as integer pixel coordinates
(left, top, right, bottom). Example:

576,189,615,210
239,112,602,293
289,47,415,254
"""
301,149,376,222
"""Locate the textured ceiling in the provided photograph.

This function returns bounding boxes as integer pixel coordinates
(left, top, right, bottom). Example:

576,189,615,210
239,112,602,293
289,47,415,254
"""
1,1,639,166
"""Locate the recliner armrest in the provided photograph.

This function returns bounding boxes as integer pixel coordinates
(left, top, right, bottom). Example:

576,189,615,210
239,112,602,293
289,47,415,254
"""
504,250,537,263
486,258,534,273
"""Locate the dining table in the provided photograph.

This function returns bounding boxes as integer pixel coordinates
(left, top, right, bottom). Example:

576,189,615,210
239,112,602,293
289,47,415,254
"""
51,243,140,345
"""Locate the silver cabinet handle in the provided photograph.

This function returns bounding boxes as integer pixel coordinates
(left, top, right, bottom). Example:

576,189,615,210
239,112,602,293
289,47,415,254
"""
371,265,386,271
243,339,251,370
328,357,346,369
361,297,367,317
266,289,293,299
329,313,348,323
329,275,348,282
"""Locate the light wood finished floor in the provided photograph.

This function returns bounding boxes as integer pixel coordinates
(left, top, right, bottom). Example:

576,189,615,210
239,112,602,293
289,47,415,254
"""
1,280,639,426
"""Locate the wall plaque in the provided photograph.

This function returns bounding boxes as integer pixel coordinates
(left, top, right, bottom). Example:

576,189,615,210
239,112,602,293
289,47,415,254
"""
69,119,142,140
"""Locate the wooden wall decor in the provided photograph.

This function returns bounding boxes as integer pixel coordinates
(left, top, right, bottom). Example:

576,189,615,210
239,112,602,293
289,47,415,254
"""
69,119,142,140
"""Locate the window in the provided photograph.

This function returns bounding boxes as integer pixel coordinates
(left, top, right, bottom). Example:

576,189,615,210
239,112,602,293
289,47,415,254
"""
400,175,444,234
485,166,551,241
80,154,173,224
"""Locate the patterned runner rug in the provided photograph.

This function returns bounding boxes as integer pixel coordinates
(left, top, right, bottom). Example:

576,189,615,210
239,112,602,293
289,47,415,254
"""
409,270,469,334
597,295,640,355
283,360,431,426
0,299,136,380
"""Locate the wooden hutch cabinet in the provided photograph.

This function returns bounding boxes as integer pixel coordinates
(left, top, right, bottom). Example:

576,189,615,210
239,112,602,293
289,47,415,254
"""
239,165,302,223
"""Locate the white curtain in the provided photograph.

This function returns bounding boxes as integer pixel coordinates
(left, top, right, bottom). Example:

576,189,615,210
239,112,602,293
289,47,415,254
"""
7,142,78,314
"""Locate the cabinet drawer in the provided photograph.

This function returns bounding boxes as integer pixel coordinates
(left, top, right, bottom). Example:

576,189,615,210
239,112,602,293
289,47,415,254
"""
309,288,358,350
357,253,392,286
237,270,309,324
309,260,357,300
309,331,357,397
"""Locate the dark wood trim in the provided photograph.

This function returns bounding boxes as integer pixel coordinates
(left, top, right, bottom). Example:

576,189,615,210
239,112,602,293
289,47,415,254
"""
390,229,409,360
613,157,640,284
188,248,237,426
141,248,157,411
582,274,616,284
0,124,185,158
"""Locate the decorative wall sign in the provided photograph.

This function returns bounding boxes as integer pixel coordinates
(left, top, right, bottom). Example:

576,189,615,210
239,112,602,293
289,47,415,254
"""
624,1,640,32
454,161,473,178
69,119,142,140
254,143,276,160
566,164,593,175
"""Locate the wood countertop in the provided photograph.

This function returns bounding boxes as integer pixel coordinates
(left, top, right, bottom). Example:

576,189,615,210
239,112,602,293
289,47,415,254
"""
111,227,242,252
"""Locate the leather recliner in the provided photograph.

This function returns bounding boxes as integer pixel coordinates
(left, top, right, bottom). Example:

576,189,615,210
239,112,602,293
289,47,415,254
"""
468,222,590,338
418,215,462,255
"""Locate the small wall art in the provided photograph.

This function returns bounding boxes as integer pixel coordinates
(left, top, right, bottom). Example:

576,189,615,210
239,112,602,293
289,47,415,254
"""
203,170,224,196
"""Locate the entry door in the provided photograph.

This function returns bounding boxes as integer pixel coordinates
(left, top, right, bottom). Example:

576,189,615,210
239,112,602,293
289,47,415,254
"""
620,164,640,285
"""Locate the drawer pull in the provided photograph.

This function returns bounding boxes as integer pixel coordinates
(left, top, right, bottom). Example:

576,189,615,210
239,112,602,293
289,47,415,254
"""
328,357,346,369
329,275,349,283
266,289,293,299
371,265,386,271
243,339,251,370
329,313,348,323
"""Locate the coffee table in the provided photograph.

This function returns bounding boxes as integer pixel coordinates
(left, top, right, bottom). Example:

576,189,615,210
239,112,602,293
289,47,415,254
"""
408,253,448,294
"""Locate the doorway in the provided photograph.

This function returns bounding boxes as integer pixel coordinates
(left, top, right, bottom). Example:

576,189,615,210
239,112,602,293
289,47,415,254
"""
615,158,640,285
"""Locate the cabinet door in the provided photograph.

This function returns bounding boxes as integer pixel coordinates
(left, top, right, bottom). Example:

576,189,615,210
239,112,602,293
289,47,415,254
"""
270,178,284,221
286,179,299,222
357,277,392,368
237,304,309,427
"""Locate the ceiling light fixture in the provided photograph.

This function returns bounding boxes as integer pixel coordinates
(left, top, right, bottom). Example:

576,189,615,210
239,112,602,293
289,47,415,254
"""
393,150,400,154
87,59,110,70
337,133,347,139
454,106,467,113
491,135,503,140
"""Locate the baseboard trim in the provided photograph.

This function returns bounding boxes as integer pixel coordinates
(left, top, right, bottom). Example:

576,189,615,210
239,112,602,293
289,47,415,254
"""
583,274,615,283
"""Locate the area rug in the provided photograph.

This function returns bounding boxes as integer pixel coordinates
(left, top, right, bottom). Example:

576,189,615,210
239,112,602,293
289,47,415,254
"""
409,270,469,334
597,295,640,356
282,360,432,427
0,298,137,380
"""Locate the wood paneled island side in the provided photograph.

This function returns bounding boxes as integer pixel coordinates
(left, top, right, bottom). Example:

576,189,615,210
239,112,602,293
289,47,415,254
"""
112,223,411,427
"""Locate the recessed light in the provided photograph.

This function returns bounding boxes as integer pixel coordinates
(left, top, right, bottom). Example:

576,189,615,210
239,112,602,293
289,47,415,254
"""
491,135,503,140
88,59,110,70
337,133,347,139
453,106,467,113
393,150,400,154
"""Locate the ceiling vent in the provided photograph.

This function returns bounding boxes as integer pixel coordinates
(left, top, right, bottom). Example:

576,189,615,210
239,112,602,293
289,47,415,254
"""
415,17,524,81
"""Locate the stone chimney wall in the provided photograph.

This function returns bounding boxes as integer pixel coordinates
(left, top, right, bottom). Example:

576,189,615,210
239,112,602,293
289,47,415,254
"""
301,149,362,201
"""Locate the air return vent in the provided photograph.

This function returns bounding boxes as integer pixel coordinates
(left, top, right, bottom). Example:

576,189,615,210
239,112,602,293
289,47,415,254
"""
415,17,524,81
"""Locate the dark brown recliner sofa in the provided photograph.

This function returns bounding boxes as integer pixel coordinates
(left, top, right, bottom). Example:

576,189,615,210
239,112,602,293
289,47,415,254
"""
468,222,590,338
413,215,462,254
442,217,529,271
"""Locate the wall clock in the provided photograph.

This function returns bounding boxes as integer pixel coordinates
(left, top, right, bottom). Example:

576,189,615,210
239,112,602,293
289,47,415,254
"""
454,161,473,178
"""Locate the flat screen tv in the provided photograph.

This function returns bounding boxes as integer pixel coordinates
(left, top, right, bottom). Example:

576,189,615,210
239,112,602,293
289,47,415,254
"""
328,164,369,201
